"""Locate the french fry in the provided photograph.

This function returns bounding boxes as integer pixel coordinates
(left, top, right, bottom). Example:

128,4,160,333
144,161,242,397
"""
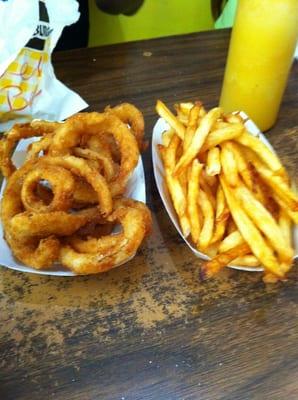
183,103,202,151
162,127,175,147
177,141,188,197
224,113,245,124
177,114,189,125
213,121,229,130
167,176,187,222
199,106,207,118
201,243,251,278
229,142,254,189
157,99,297,282
165,172,190,235
204,242,220,258
272,193,298,224
202,169,218,191
174,104,189,125
174,107,222,176
179,215,191,238
234,183,294,262
164,134,180,171
165,136,190,236
218,230,244,253
220,141,239,187
178,102,194,115
236,130,285,175
158,144,167,170
206,147,221,176
220,176,283,278
158,143,190,237
198,150,208,164
187,160,203,244
178,168,188,198
210,185,230,244
198,189,214,251
263,259,293,283
239,146,285,205
264,196,280,220
156,100,185,140
227,218,237,234
229,255,261,268
252,157,298,212
200,173,217,209
176,139,184,160
200,123,244,152
278,209,292,247
247,161,270,205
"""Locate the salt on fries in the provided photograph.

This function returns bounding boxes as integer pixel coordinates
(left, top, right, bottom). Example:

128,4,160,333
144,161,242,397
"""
156,99,297,282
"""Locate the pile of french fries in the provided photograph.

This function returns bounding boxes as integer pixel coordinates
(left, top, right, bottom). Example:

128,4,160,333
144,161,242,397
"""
156,99,298,283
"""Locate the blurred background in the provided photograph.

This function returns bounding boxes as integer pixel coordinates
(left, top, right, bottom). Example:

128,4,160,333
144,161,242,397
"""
57,0,234,50
89,0,214,47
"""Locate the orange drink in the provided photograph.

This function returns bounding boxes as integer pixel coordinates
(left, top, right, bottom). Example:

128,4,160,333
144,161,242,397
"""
220,0,298,131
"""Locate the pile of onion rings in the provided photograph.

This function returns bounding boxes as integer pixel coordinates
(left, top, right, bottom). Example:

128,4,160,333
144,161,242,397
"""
0,103,152,274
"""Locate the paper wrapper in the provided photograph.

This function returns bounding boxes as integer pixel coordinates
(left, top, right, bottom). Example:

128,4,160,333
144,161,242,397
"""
152,113,298,272
0,137,146,276
0,0,88,132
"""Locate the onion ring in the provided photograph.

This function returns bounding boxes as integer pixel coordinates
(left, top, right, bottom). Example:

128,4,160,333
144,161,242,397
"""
26,133,54,161
75,216,114,238
113,197,152,236
73,147,116,181
1,159,101,237
86,133,121,164
30,120,61,133
0,106,150,273
49,112,139,196
0,162,60,269
39,155,113,215
4,232,61,270
21,164,75,213
0,124,39,177
1,159,103,269
9,207,99,239
73,180,98,206
0,160,37,227
105,103,146,150
59,200,149,274
68,198,151,254
0,120,63,177
0,120,61,177
72,178,98,208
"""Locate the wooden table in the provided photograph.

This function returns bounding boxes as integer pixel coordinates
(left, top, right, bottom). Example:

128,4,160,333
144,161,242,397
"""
1,29,297,400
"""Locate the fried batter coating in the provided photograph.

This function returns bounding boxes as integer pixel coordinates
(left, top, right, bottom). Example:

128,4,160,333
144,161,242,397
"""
49,112,139,196
60,199,151,274
0,105,151,273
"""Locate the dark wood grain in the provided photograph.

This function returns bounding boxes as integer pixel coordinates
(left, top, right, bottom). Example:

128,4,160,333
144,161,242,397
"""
0,29,297,400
